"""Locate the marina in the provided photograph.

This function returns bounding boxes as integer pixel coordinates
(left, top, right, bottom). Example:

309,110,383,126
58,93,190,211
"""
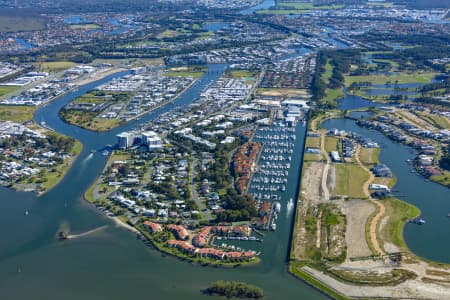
0,64,323,300
249,123,302,231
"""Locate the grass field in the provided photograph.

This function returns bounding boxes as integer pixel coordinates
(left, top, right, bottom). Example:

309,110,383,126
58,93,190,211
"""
379,197,420,252
322,62,333,85
229,70,257,78
359,148,380,166
344,72,437,86
60,108,122,131
372,59,400,69
0,15,46,32
324,136,340,153
372,176,397,188
157,29,180,38
0,105,36,122
0,86,20,97
40,139,83,192
333,163,369,198
305,136,321,148
431,171,450,187
69,23,101,30
321,88,344,107
420,112,450,129
165,66,206,78
37,61,77,73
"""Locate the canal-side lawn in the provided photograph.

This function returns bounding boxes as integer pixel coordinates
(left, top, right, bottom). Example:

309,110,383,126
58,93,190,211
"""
164,66,206,78
418,112,450,130
378,197,420,253
0,86,20,97
60,109,123,131
36,61,77,73
39,139,83,192
324,136,341,153
0,105,36,122
333,163,369,198
344,72,437,86
430,172,450,188
359,147,380,166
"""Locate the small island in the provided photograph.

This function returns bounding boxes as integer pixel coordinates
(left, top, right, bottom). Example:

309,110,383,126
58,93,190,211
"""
203,281,264,299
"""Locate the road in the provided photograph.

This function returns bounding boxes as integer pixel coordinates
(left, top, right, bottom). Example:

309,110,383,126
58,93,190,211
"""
354,144,386,256
190,153,212,220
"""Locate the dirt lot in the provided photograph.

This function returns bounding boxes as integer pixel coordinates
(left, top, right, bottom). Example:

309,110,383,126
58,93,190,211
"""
303,265,450,300
257,88,310,97
396,110,437,131
301,162,325,205
340,199,375,259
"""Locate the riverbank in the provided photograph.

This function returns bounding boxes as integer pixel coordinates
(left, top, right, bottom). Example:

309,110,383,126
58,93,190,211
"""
0,121,83,196
73,67,127,86
288,112,450,299
59,71,200,132
37,138,83,196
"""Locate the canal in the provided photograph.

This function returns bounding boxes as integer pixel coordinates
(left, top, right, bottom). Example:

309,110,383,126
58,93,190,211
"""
0,64,327,299
322,105,450,264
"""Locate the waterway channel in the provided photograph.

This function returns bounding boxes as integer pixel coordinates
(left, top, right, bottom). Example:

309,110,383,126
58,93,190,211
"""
0,63,327,299
322,100,450,264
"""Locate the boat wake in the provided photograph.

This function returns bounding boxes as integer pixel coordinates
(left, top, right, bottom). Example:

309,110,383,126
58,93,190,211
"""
66,225,107,239
84,153,94,161
286,197,294,217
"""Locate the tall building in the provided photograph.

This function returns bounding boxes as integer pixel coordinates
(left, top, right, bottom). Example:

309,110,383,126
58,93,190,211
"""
117,130,162,151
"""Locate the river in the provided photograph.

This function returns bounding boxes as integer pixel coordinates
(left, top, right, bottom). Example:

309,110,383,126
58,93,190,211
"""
322,103,450,263
0,63,328,299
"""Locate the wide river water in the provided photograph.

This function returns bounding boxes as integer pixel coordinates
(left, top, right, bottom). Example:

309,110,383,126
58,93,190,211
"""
0,64,329,299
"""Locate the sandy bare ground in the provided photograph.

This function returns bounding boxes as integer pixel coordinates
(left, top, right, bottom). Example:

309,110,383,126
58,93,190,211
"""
301,162,325,205
327,164,336,196
257,88,310,97
340,199,375,259
320,132,332,202
111,216,139,233
303,266,450,300
293,161,324,260
396,110,437,132
74,67,126,86
354,144,386,256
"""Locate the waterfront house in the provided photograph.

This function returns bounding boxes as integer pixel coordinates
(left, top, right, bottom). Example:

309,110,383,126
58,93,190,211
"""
166,240,197,254
372,164,393,177
143,221,162,233
167,224,189,240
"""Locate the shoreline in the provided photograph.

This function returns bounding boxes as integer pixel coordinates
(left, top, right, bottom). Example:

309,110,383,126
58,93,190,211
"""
58,73,200,132
0,135,83,197
0,68,128,196
288,110,450,300
83,147,262,269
